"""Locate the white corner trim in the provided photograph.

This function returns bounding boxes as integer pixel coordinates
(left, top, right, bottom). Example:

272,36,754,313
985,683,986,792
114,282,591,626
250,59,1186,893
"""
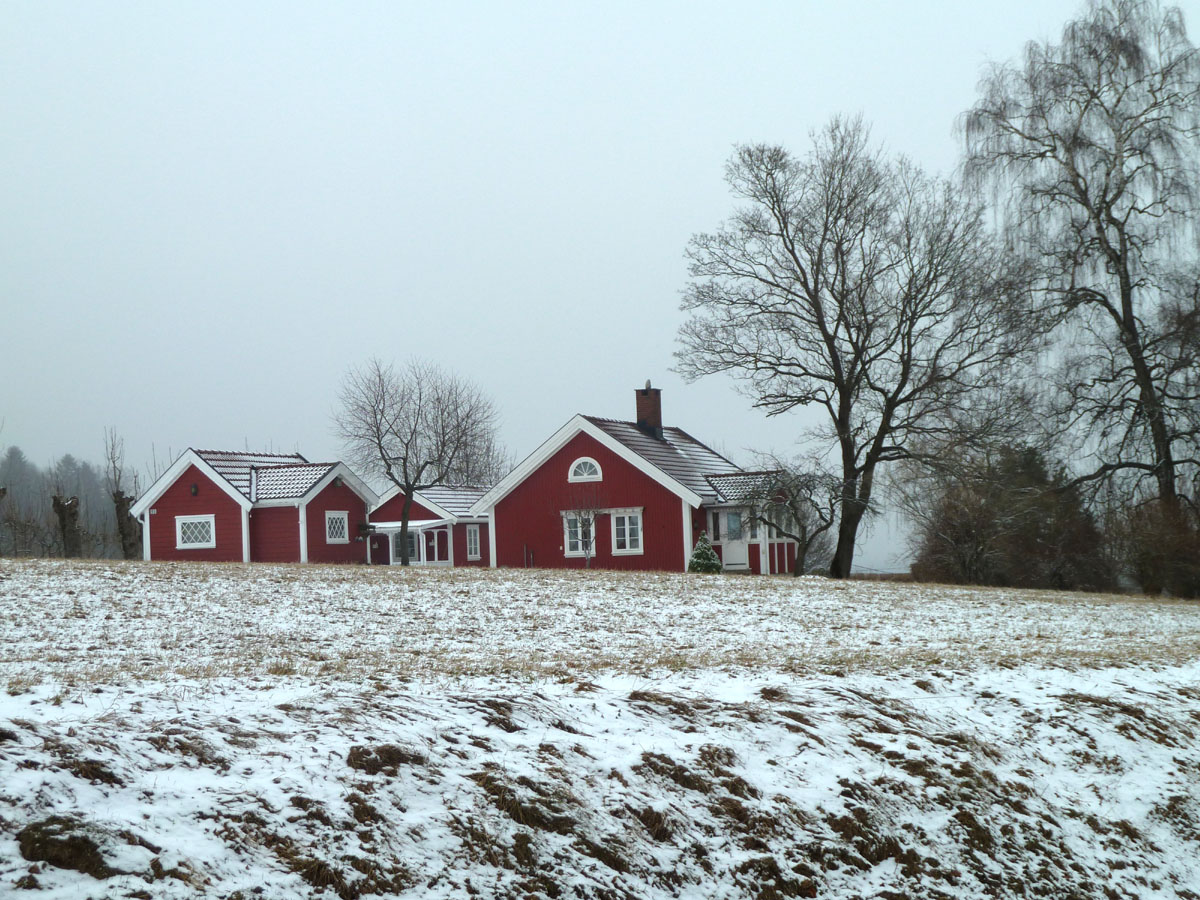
241,507,250,562
487,510,497,567
130,449,253,518
299,505,309,563
469,415,703,515
681,499,694,571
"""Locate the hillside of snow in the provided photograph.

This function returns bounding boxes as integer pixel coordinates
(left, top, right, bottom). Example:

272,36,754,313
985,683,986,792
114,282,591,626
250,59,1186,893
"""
1,559,1199,898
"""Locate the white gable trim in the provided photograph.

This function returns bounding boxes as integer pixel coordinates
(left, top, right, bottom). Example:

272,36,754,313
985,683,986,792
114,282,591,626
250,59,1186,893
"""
298,463,380,509
371,484,458,523
130,449,252,518
469,415,703,515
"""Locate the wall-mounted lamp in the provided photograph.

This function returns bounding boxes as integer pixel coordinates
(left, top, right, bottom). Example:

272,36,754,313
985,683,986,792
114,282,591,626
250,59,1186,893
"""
190,483,199,496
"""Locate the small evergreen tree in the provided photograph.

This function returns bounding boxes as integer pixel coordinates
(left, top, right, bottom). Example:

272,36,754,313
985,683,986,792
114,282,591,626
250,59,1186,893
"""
688,531,722,574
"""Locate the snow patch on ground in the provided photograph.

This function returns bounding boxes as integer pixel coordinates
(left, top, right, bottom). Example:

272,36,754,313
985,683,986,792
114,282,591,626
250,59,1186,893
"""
1,560,1199,898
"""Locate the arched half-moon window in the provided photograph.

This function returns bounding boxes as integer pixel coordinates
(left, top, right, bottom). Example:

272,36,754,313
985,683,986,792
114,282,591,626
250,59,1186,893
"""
568,457,602,482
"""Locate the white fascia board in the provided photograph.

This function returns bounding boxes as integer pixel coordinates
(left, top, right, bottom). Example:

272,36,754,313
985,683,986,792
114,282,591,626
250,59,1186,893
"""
301,463,380,508
371,518,451,532
371,484,457,523
129,448,251,518
468,415,703,514
251,498,302,509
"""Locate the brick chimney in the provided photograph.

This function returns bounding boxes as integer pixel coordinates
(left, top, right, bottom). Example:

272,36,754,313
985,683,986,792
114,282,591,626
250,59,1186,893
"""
636,381,663,440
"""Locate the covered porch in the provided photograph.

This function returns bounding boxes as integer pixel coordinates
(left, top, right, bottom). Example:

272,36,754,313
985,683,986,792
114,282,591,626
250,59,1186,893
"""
368,519,453,566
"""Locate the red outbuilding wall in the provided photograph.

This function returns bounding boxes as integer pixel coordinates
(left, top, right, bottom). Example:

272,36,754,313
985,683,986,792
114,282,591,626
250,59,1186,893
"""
493,432,687,571
305,479,369,563
451,522,490,567
147,464,244,562
249,506,300,563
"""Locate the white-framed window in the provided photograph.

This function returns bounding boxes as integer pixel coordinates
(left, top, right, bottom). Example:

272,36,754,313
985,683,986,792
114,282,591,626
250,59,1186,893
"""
568,457,602,482
325,511,349,544
394,531,418,562
611,509,643,555
466,524,481,560
710,510,721,541
175,514,216,550
563,514,594,557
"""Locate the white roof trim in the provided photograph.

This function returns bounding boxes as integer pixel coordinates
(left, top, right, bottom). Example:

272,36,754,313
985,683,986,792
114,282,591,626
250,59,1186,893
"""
371,485,458,522
130,449,253,518
469,415,703,515
372,518,452,531
298,463,380,509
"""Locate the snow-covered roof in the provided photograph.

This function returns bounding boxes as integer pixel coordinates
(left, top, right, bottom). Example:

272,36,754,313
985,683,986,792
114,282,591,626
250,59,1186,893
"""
254,464,337,501
582,417,742,503
194,450,309,500
704,471,777,505
416,485,490,519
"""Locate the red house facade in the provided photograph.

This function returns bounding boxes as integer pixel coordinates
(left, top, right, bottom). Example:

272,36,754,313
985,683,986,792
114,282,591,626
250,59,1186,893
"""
129,449,379,563
470,386,799,574
368,485,490,567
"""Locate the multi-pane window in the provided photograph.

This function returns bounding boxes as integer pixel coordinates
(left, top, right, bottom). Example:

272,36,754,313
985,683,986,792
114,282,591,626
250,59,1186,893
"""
726,511,743,541
568,457,602,482
176,515,215,549
466,524,481,560
326,511,349,544
612,511,642,554
393,531,418,563
564,515,593,556
711,510,721,541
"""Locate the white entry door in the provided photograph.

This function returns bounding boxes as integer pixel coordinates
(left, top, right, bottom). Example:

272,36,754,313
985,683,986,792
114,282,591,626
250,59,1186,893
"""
723,510,749,568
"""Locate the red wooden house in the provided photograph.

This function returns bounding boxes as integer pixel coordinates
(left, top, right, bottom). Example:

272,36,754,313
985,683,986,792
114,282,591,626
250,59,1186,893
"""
367,485,491,566
129,449,379,563
469,385,799,573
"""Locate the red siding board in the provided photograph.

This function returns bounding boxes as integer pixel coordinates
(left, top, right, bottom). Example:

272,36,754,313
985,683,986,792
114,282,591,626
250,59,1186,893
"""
451,522,490,567
494,432,687,572
147,465,244,562
306,481,369,564
250,506,300,563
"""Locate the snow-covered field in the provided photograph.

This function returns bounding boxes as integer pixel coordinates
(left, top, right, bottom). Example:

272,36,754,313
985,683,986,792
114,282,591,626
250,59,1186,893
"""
2,559,1199,898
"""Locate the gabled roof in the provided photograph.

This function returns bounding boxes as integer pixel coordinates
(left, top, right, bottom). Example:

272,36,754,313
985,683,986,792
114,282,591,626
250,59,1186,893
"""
254,463,337,500
130,448,378,518
583,417,741,503
373,484,490,522
705,471,777,505
418,485,490,519
470,414,745,515
194,450,310,500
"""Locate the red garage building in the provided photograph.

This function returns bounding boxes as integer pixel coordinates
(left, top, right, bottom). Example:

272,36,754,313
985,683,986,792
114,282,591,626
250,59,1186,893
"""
129,449,379,563
469,385,799,573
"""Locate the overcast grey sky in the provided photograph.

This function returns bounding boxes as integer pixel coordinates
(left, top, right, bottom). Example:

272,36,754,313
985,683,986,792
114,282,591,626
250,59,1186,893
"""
5,0,1195,569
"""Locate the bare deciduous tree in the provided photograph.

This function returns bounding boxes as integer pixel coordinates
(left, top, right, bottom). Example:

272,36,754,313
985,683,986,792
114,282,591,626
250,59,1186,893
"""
679,117,1032,578
744,458,839,576
964,0,1200,511
105,428,143,560
336,358,503,566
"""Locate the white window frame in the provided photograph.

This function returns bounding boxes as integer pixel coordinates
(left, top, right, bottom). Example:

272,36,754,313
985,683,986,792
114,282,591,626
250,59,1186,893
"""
175,514,216,550
466,524,481,560
325,511,350,544
562,513,595,557
610,508,644,556
567,457,603,483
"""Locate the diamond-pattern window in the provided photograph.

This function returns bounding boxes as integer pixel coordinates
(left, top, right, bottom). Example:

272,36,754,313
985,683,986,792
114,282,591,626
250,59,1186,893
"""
176,516,215,549
326,512,349,543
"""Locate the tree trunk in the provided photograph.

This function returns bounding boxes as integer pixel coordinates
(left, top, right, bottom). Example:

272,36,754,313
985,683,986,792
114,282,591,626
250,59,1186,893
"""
52,495,83,558
829,504,865,579
399,491,414,566
112,490,142,560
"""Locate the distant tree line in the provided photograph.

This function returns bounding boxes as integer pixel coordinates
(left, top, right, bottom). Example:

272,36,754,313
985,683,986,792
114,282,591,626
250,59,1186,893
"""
0,430,142,560
679,0,1200,594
